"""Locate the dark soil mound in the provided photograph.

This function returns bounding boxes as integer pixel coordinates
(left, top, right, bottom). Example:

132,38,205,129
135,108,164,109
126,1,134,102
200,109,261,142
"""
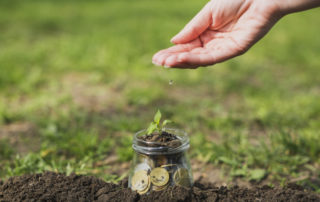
138,131,181,148
0,172,319,202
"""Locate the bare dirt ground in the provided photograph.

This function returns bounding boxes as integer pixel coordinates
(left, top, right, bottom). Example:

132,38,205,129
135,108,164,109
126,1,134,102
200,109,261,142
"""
1,172,319,202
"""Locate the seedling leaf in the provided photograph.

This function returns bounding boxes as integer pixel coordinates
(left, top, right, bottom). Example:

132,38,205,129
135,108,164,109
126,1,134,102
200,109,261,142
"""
154,110,161,125
147,122,158,135
146,110,173,135
162,120,172,128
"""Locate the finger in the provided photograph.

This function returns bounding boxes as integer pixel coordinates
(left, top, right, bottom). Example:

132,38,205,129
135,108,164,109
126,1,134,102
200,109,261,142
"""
177,52,216,67
152,39,202,65
190,47,208,54
169,64,199,69
152,44,191,62
162,53,201,69
153,52,172,66
152,50,167,65
171,2,212,44
175,47,240,67
163,51,227,68
164,55,178,67
164,55,198,69
155,53,195,69
154,38,202,57
166,59,199,69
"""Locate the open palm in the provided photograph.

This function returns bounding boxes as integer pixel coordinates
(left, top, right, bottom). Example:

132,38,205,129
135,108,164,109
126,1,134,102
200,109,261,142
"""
152,0,282,68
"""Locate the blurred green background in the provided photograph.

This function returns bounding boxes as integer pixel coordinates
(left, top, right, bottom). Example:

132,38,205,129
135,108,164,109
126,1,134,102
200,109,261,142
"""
0,0,319,191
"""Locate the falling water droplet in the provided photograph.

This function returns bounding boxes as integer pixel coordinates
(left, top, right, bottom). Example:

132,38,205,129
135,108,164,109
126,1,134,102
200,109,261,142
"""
169,80,173,85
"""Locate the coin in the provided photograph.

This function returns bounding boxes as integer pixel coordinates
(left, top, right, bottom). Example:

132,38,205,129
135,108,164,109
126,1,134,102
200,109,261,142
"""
152,184,168,191
161,164,178,168
138,179,151,195
134,163,151,173
150,167,169,186
138,154,155,168
138,153,151,162
173,168,191,187
131,170,150,194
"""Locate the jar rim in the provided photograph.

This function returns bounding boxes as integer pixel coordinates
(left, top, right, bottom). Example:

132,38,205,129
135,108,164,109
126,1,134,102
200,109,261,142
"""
132,128,190,155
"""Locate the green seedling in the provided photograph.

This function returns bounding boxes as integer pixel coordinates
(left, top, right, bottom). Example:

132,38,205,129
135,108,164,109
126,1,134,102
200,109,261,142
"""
146,110,172,135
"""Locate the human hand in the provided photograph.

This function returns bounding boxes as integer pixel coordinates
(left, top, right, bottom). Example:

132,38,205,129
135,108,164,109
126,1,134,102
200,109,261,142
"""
152,0,283,69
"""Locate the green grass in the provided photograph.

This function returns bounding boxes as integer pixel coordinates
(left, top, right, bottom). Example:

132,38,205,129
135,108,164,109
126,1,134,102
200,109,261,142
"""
0,0,319,191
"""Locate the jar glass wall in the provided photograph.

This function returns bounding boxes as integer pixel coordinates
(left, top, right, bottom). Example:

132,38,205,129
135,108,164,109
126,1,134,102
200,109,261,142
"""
129,128,193,195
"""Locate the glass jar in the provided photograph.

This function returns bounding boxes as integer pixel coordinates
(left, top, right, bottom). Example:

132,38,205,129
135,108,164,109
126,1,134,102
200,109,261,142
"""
128,128,193,194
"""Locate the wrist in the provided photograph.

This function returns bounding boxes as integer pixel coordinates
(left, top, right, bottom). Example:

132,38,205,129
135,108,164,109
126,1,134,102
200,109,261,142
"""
252,0,286,19
276,0,320,15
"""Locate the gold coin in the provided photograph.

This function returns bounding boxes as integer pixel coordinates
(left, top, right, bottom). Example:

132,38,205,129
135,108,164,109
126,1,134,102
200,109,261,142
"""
138,154,155,168
173,168,191,187
131,170,150,193
138,154,149,162
150,167,169,186
138,178,151,195
152,184,168,191
161,164,177,168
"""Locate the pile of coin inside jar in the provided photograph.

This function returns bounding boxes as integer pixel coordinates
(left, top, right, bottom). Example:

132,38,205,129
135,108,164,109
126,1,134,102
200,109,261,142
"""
129,129,193,194
130,152,192,194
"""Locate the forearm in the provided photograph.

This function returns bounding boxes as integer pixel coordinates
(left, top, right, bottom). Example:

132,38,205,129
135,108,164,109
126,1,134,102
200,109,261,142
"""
278,0,320,15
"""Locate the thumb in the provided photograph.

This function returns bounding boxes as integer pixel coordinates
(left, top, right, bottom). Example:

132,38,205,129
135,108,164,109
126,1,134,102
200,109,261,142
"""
171,2,212,44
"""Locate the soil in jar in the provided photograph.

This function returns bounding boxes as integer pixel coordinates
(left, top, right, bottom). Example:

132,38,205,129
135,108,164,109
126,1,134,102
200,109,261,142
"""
137,131,182,148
